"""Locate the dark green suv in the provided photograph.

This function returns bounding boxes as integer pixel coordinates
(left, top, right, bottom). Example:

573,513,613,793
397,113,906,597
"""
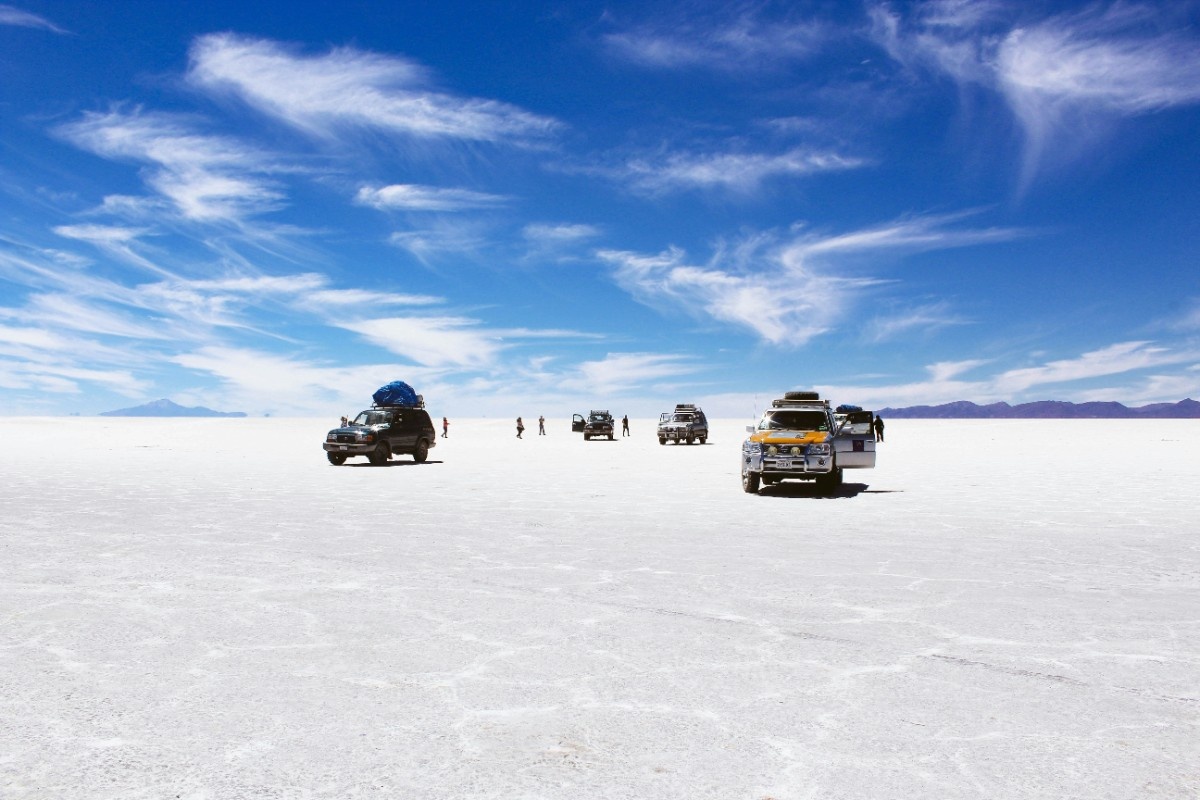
323,406,437,465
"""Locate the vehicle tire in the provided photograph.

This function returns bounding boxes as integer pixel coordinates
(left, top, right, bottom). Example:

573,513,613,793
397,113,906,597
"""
784,391,820,401
742,470,761,494
658,437,666,445
368,442,390,465
699,436,707,444
608,433,614,440
817,467,843,495
327,452,346,465
412,439,429,463
686,434,695,445
584,433,590,441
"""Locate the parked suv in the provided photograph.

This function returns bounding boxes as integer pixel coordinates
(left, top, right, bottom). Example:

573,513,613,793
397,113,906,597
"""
324,405,437,465
740,391,876,494
572,410,615,440
657,403,708,445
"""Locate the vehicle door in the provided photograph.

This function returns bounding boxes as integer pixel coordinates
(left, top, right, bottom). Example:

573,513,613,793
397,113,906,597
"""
834,410,876,468
389,410,418,452
572,413,586,432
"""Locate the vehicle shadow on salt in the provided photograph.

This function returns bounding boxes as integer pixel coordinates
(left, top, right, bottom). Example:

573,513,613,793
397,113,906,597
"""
346,460,445,467
758,482,873,499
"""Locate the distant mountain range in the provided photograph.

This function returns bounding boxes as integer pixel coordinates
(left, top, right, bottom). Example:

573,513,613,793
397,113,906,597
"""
99,399,247,418
876,398,1200,419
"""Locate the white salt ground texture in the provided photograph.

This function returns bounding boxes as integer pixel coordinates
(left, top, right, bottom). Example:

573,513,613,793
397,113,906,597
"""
1,417,1197,799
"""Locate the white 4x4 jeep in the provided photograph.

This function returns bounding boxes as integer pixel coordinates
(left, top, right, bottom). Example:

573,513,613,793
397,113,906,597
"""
740,391,877,494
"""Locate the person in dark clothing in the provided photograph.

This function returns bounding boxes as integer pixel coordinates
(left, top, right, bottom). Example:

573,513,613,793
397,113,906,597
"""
442,417,449,438
538,415,546,435
516,417,525,438
873,415,885,442
621,415,630,437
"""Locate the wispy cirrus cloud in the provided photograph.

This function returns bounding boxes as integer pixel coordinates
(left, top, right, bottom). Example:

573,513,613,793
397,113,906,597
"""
869,2,1200,186
614,147,865,195
813,340,1200,408
0,4,67,33
187,33,560,144
601,211,1024,346
58,109,285,223
863,302,969,343
356,184,509,211
603,9,829,71
338,315,602,370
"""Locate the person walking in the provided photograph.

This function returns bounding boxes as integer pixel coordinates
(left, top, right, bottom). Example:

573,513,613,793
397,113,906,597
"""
538,415,546,435
516,416,525,439
873,415,885,442
621,414,630,437
442,417,449,438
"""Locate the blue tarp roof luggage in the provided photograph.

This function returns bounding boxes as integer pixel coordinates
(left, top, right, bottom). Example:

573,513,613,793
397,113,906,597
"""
373,381,419,407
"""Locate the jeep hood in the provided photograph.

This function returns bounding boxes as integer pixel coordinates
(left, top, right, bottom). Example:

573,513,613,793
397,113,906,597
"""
749,430,830,445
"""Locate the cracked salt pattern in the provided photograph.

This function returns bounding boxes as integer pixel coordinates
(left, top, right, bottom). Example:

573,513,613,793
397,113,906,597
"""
1,417,1197,799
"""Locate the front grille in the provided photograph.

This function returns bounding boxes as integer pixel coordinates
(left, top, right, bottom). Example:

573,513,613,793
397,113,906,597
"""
335,434,356,443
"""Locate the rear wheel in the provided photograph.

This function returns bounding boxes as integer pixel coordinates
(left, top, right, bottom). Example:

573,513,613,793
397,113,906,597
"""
413,439,429,463
327,452,346,465
742,470,761,494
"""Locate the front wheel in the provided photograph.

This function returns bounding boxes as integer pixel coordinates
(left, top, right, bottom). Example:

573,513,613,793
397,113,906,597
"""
685,434,695,445
742,470,761,494
327,452,346,465
584,433,590,441
608,433,614,440
658,437,666,445
368,442,390,465
412,439,429,463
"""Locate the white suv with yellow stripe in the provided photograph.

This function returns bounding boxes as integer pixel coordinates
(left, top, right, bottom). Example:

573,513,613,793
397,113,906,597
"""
741,391,877,494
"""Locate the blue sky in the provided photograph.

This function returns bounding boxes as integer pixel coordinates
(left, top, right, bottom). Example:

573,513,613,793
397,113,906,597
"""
2,1,1199,417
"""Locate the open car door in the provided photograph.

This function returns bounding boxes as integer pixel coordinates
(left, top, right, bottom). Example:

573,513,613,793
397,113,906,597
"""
835,410,877,469
571,413,586,432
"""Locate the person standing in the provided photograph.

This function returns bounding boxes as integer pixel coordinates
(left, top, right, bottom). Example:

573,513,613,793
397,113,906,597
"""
873,415,885,442
516,416,525,438
442,417,449,438
538,415,546,435
621,415,630,437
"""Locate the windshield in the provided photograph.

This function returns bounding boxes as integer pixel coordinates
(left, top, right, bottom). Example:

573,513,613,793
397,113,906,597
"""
352,410,393,426
589,414,610,422
758,410,829,431
672,414,693,422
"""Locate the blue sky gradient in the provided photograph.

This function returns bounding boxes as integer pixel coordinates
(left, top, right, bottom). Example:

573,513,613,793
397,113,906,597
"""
2,1,1199,416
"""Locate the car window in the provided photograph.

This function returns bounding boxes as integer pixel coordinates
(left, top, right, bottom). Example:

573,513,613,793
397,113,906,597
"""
759,410,829,431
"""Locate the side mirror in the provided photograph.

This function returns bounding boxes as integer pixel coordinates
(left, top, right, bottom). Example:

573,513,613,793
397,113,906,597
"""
745,425,755,433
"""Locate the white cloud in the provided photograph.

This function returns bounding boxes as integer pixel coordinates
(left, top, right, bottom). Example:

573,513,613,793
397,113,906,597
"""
172,346,447,416
617,147,864,195
869,2,1200,185
58,109,285,223
522,223,601,244
601,212,1023,346
188,33,560,143
568,353,698,394
863,302,969,342
808,340,1200,409
603,11,828,71
0,4,66,33
302,289,442,308
338,316,502,368
355,184,509,212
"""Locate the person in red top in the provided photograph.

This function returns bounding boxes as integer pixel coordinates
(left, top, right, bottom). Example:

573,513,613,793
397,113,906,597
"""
442,417,449,438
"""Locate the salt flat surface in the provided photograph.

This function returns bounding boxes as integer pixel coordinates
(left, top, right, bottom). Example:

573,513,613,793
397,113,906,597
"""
1,417,1197,799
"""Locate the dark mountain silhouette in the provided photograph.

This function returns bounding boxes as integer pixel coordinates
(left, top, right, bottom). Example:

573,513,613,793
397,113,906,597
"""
876,398,1200,419
99,398,247,418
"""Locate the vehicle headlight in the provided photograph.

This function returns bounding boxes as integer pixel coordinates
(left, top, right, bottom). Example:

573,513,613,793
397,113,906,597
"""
744,441,762,454
789,446,802,456
767,445,779,455
808,443,831,456
327,433,336,441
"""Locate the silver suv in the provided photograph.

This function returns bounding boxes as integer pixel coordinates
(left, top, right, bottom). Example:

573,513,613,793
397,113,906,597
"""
657,403,708,445
740,391,876,494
